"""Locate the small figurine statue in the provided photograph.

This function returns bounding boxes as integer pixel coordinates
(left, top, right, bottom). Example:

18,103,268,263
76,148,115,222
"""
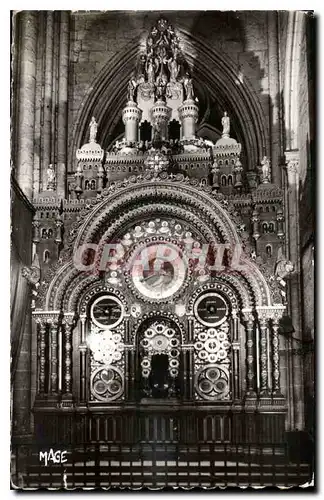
89,116,98,143
221,111,230,137
168,54,179,82
146,57,155,85
46,163,56,191
261,156,271,183
136,54,147,83
184,75,194,100
127,78,136,102
22,254,41,307
155,77,166,101
274,246,294,303
21,254,40,286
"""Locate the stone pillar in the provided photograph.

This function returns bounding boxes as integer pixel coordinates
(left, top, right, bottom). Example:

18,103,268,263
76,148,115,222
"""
178,99,199,139
285,150,304,429
79,316,87,404
231,310,240,400
48,318,59,396
267,11,281,186
42,12,54,191
62,314,74,405
32,12,45,197
242,311,256,397
259,318,270,396
57,11,70,198
15,11,39,200
12,307,33,440
36,320,47,394
271,318,283,396
122,101,142,143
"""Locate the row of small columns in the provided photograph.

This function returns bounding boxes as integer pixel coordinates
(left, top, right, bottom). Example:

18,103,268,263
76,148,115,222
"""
243,308,285,398
33,307,284,404
33,313,75,404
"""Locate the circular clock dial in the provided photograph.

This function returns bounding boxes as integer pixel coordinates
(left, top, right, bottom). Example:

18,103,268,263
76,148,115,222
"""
90,295,124,329
194,293,228,327
131,243,186,300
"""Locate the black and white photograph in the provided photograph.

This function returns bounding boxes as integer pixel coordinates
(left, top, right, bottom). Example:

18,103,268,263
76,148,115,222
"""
10,8,315,490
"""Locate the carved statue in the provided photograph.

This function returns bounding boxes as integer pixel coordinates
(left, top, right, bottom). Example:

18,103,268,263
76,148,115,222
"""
127,79,136,102
155,77,166,101
168,56,179,82
136,54,147,82
261,156,271,183
221,112,230,136
274,247,294,286
21,254,40,287
89,116,98,143
184,75,194,100
146,57,155,85
46,164,56,190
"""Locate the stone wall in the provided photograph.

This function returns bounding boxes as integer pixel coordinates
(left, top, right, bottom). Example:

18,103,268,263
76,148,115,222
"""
11,178,34,440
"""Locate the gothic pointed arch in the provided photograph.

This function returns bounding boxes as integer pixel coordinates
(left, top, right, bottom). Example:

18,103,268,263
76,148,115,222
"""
69,30,268,172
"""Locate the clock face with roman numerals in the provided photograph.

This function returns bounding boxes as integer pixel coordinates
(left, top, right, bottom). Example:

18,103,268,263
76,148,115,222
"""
90,296,124,329
194,293,228,327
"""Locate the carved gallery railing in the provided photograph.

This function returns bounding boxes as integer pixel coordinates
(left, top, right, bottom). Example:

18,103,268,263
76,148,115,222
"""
32,409,287,446
11,441,313,489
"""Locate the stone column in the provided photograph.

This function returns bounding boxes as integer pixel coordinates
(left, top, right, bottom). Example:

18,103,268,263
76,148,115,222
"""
285,151,304,429
62,314,74,404
48,318,59,396
259,318,270,396
242,311,257,397
56,11,70,198
267,11,282,186
15,11,39,200
38,321,47,394
32,12,45,197
42,11,54,191
79,316,87,404
231,310,240,400
271,318,283,396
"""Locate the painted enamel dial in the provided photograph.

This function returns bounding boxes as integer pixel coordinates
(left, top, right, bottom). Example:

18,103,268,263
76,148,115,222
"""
131,243,186,300
194,293,228,327
90,295,124,329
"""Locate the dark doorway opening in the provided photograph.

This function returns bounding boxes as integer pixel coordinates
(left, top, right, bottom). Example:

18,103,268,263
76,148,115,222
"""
140,120,152,143
169,119,181,141
149,354,170,398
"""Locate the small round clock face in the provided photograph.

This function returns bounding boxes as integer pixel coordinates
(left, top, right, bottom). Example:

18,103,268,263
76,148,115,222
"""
194,293,228,327
131,243,186,300
90,295,124,329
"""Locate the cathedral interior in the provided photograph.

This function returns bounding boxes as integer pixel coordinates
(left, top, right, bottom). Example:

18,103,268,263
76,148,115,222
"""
11,10,315,488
